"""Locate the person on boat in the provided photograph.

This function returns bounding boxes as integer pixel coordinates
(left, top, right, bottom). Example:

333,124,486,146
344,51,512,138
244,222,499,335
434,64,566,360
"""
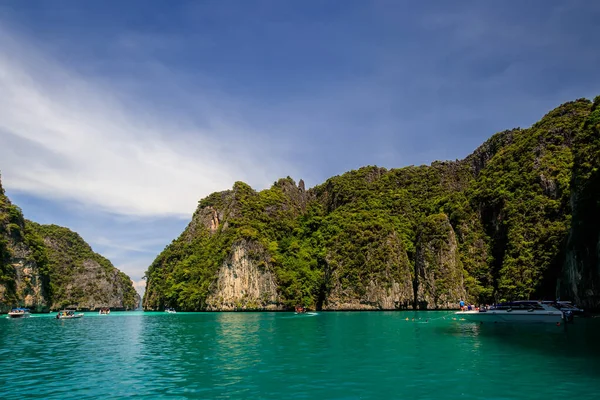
459,300,465,311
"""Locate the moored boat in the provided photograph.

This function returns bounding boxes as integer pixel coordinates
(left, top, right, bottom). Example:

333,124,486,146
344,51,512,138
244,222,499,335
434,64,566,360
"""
542,300,584,315
56,310,84,319
8,308,31,318
541,300,584,322
98,307,110,315
456,301,563,324
165,307,176,314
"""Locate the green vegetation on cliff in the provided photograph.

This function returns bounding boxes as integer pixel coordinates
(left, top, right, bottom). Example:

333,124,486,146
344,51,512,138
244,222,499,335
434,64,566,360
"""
0,185,19,305
144,97,600,311
0,185,50,309
28,223,139,310
564,96,600,304
0,179,138,311
469,100,591,300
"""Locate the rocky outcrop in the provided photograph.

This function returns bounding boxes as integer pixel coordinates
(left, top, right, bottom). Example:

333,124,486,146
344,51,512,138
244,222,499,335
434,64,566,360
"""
9,243,46,311
0,179,49,312
31,223,139,311
323,279,413,310
144,97,600,311
323,232,413,310
415,214,465,309
465,129,518,177
562,176,600,309
206,240,283,310
199,206,222,234
183,190,235,242
562,97,600,309
0,175,138,312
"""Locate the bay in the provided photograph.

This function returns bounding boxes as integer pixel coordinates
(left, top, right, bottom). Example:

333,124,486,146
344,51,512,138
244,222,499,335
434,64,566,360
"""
0,311,599,399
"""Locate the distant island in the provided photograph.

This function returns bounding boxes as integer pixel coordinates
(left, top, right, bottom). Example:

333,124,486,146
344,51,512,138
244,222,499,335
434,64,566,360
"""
143,97,600,312
0,183,139,312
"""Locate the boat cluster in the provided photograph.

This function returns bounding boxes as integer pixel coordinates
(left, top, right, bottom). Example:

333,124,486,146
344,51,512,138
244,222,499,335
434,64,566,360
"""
455,300,584,324
6,307,88,319
6,307,117,319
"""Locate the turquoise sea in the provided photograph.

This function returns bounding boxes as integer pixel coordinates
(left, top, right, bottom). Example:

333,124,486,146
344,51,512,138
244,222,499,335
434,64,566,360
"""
0,311,599,399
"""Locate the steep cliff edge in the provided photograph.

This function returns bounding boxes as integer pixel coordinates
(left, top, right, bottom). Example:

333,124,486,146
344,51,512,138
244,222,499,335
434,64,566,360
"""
323,231,413,310
0,182,49,312
0,178,138,311
205,240,282,311
28,223,139,310
144,178,306,311
144,96,600,311
563,96,600,309
415,214,465,309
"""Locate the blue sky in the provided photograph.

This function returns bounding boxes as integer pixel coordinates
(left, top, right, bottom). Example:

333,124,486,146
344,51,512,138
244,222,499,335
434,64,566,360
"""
1,1,599,296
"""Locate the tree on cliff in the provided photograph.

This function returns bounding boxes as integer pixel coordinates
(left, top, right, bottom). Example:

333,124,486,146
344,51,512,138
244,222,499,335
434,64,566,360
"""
144,97,600,311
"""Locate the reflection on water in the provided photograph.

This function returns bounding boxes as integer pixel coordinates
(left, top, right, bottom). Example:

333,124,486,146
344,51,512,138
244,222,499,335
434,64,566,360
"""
0,311,599,399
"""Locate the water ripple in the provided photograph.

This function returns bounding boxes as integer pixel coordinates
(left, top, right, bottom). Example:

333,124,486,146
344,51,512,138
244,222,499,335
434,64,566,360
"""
0,312,599,399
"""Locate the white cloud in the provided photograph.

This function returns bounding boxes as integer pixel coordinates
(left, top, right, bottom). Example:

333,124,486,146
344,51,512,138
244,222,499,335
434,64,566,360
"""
131,279,147,299
132,279,146,290
0,28,292,218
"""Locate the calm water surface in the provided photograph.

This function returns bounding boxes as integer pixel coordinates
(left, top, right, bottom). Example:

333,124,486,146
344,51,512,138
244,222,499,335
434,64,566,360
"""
0,311,599,399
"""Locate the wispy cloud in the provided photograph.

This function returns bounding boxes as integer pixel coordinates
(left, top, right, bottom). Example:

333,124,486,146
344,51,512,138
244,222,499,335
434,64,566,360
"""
2,1,600,291
0,27,295,218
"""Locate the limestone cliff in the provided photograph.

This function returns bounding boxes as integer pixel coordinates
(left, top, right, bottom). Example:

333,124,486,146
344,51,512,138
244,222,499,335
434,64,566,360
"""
0,176,138,311
415,214,465,309
143,178,310,311
6,240,47,312
0,181,49,312
144,97,600,311
206,240,283,310
323,231,413,310
562,96,600,309
465,129,518,178
29,223,139,310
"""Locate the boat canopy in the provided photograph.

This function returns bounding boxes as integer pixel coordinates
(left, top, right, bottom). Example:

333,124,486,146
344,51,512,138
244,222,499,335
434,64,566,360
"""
491,301,545,310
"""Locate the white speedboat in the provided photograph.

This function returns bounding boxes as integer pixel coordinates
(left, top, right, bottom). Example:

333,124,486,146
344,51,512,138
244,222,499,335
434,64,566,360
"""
456,301,563,324
542,300,584,314
165,308,176,314
8,308,31,318
56,310,84,319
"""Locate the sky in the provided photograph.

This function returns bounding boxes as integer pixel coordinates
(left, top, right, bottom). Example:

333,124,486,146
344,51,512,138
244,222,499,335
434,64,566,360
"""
1,1,600,297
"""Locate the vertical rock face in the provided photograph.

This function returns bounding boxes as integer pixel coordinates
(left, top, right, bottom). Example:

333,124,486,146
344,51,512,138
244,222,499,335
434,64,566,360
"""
415,214,465,309
562,97,600,309
0,179,48,312
0,241,47,312
563,185,600,309
33,225,140,310
324,232,413,310
10,243,46,311
1,177,138,312
465,129,518,177
201,207,222,234
145,98,600,311
206,240,283,311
